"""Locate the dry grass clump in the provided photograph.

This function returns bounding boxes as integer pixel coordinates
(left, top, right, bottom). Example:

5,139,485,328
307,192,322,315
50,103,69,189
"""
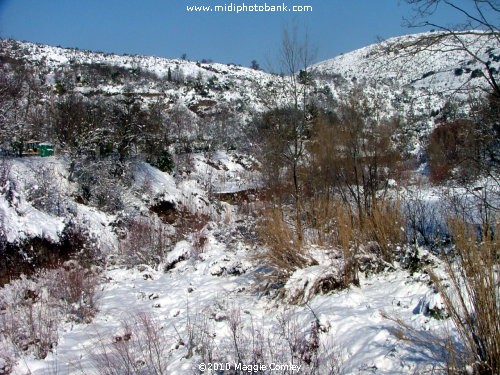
429,218,499,374
256,198,404,290
365,200,405,262
255,207,309,281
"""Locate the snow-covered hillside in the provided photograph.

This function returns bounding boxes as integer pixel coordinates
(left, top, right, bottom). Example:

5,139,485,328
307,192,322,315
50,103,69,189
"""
1,32,498,375
2,31,498,124
0,38,284,117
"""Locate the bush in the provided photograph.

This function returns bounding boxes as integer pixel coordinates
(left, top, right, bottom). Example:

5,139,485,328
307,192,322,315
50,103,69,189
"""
147,149,174,173
0,264,99,359
0,281,59,359
61,218,102,267
206,306,344,374
118,215,172,268
26,166,67,216
427,97,498,184
427,120,472,183
74,157,128,213
88,312,170,375
255,207,309,282
429,219,499,374
45,262,100,323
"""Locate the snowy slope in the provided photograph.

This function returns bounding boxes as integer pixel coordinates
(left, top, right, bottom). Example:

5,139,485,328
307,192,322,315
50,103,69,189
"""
0,38,283,115
312,31,499,95
3,31,498,125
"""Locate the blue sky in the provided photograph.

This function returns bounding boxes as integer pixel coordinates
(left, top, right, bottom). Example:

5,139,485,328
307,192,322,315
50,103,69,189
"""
0,0,475,68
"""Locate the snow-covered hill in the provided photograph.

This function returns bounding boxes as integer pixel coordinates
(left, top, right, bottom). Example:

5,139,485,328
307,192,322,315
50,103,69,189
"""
315,32,498,87
1,33,498,374
2,31,498,123
0,38,284,117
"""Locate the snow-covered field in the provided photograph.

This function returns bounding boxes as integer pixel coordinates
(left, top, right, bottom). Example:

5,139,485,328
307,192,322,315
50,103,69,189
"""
14,260,447,374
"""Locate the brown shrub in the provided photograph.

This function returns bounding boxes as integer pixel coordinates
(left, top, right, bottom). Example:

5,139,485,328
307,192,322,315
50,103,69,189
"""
429,219,499,374
118,215,171,268
255,207,309,281
365,200,405,262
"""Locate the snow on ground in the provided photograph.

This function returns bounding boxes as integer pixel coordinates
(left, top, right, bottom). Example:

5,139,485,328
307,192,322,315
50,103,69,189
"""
0,193,64,244
131,161,178,202
12,252,448,374
190,151,261,194
1,155,459,374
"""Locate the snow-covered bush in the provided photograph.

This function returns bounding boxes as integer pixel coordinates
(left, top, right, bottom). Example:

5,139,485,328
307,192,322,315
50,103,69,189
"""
61,218,102,267
44,262,100,323
0,158,11,188
74,157,129,213
0,339,15,375
0,275,60,360
0,263,99,360
185,305,344,374
190,229,208,260
118,214,173,268
88,312,171,375
25,166,67,216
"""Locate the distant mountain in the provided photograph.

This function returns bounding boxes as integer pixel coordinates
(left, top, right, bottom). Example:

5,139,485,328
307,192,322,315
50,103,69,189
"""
1,31,498,155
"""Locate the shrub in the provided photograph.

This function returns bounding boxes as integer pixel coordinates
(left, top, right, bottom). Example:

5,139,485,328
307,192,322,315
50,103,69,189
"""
429,219,499,374
255,207,309,282
61,218,102,268
328,199,402,282
256,198,404,292
88,312,170,375
74,157,127,213
26,166,67,216
191,230,208,260
45,262,100,323
118,215,172,268
0,264,99,360
403,188,445,246
426,101,497,184
147,149,174,173
427,120,466,183
0,283,59,359
0,157,11,188
304,196,338,246
219,307,344,374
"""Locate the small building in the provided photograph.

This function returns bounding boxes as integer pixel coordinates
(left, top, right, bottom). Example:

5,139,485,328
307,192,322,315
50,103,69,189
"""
39,143,54,157
24,141,54,157
26,140,40,154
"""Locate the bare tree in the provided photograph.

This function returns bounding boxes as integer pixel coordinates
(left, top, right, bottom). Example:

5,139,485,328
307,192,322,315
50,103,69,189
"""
276,23,317,241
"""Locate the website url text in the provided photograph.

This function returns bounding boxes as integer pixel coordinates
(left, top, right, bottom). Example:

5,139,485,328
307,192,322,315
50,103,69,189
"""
186,3,313,13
